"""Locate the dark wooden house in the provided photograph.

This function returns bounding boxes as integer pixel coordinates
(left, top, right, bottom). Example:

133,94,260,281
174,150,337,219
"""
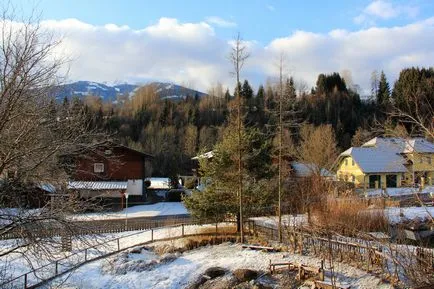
68,144,153,209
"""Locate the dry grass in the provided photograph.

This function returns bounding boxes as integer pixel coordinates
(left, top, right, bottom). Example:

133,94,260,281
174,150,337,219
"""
312,197,389,235
150,224,239,255
195,224,238,235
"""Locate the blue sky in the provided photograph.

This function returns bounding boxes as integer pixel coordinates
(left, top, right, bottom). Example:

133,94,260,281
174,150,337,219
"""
11,0,434,93
24,0,433,42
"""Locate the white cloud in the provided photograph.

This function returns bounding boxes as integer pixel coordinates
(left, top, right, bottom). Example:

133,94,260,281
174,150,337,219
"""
26,17,434,95
262,17,434,94
205,16,236,28
355,0,419,25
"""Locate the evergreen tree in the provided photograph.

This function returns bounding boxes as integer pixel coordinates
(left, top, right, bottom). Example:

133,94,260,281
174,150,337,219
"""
284,77,296,101
256,85,265,110
392,67,434,135
61,96,69,116
265,85,276,111
377,71,390,107
241,80,253,100
184,115,274,223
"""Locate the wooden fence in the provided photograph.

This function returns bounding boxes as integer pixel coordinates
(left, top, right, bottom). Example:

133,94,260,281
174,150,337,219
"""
0,215,192,240
249,221,434,284
0,221,238,289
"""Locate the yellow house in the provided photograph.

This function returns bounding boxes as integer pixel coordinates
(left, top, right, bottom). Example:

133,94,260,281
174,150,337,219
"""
335,137,434,189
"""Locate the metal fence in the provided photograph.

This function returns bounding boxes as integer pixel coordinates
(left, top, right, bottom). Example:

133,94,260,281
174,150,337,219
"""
0,221,238,289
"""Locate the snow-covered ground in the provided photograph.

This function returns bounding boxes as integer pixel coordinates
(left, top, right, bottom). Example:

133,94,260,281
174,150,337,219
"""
250,214,307,229
363,185,434,197
385,206,434,224
48,242,390,289
71,202,188,221
251,207,434,227
0,224,220,288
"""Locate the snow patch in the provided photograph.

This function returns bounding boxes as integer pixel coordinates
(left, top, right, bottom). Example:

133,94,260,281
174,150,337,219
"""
70,202,188,221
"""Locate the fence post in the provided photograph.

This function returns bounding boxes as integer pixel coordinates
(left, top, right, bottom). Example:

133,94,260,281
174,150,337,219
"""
182,224,184,237
117,239,120,251
151,229,154,241
55,260,58,275
24,273,27,289
84,249,87,261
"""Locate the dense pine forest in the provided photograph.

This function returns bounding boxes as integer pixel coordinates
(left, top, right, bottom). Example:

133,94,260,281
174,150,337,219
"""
59,67,434,178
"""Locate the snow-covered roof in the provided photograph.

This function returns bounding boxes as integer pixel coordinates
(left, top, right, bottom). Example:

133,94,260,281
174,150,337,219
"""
68,178,172,190
340,147,407,173
68,181,127,190
291,162,335,178
403,138,434,153
362,137,434,154
191,151,214,160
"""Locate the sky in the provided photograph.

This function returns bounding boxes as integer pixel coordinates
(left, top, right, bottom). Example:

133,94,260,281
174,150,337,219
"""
9,0,434,94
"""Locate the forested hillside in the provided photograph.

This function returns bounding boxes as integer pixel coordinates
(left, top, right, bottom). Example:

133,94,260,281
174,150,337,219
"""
59,68,433,178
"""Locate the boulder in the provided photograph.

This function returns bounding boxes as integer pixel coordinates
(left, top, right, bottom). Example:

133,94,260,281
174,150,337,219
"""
204,267,226,279
233,269,258,282
199,274,238,289
186,275,208,289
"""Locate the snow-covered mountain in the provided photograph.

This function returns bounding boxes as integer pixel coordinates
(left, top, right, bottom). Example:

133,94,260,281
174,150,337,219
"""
55,81,206,103
147,82,207,101
55,81,138,102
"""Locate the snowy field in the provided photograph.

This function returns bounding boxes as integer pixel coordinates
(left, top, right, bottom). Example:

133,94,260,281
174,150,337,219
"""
71,202,188,221
0,224,222,287
47,242,391,289
250,214,307,228
250,206,434,228
385,206,434,224
363,185,434,197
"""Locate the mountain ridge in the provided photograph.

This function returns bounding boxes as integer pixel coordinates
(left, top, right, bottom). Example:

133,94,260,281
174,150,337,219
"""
55,81,206,102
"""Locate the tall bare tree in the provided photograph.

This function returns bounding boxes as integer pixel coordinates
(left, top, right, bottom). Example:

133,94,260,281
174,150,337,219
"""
0,5,108,276
271,53,300,241
228,33,249,242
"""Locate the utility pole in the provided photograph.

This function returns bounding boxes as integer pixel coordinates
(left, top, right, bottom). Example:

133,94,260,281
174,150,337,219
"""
125,193,129,230
278,54,284,242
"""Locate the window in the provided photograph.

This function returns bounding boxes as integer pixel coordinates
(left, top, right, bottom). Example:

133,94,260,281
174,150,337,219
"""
93,163,104,173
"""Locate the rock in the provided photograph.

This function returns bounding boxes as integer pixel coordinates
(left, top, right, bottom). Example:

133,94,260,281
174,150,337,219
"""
186,275,209,289
199,274,238,289
252,282,273,289
160,252,180,263
232,281,253,289
129,246,144,254
253,274,275,289
233,269,258,282
204,267,226,279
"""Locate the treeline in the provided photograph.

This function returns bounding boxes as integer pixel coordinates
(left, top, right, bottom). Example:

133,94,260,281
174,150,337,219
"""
59,67,433,177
